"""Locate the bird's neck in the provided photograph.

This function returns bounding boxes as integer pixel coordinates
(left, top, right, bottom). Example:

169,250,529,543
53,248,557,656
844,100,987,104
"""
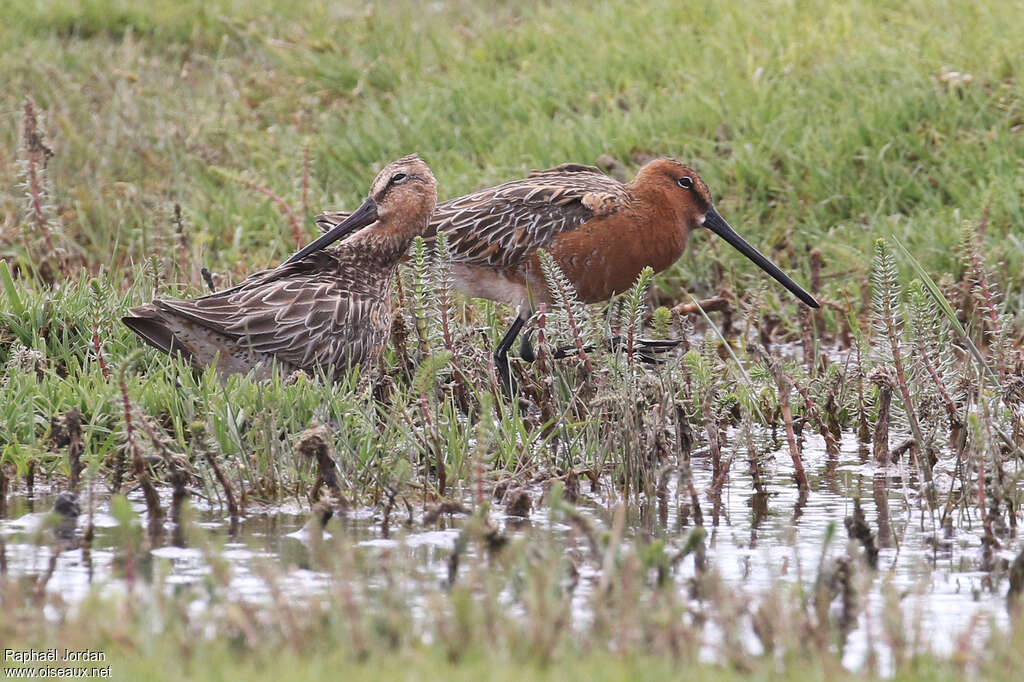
627,182,689,267
348,221,420,262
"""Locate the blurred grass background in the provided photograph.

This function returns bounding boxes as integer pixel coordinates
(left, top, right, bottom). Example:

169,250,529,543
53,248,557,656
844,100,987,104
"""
1,0,1022,307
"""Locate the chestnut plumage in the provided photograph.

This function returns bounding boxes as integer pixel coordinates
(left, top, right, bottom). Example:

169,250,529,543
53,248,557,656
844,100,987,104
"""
317,158,818,387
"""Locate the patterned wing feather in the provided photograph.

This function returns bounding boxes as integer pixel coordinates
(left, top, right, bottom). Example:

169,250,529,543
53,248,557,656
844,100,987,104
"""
316,163,629,269
436,163,628,268
154,252,382,373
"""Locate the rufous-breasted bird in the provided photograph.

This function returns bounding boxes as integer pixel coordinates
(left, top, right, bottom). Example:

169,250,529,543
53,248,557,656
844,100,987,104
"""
317,158,818,387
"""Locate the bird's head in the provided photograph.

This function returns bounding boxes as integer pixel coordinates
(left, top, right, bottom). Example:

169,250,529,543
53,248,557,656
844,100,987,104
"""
367,153,438,232
635,158,818,308
285,154,437,264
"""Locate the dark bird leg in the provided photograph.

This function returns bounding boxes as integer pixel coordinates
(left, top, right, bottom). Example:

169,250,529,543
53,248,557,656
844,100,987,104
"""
616,336,685,354
518,309,537,362
615,336,684,363
494,315,526,395
519,334,536,362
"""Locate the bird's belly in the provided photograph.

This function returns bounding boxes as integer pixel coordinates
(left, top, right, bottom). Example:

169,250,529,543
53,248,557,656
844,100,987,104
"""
452,264,531,310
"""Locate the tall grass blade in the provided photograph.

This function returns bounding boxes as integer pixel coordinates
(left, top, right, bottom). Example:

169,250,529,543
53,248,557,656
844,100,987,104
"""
893,238,994,383
689,294,766,423
894,238,1023,459
0,261,25,318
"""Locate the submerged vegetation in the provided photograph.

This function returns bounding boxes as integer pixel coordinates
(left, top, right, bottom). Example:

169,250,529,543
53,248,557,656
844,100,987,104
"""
1,0,1024,679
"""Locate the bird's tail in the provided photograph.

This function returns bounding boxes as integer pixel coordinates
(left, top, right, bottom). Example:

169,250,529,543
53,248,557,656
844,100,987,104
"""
122,306,197,366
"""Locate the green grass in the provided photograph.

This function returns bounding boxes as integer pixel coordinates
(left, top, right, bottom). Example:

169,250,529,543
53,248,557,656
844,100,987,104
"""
2,0,1023,296
1,0,1020,449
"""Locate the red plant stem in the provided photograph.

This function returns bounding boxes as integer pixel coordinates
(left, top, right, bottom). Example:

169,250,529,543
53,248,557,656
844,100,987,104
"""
971,261,1000,332
92,322,111,381
744,425,765,495
536,304,548,371
970,257,1000,333
302,144,310,219
25,157,65,278
686,466,704,527
26,159,50,237
118,367,164,533
419,392,445,497
177,240,187,274
781,402,809,492
21,99,67,279
784,368,839,455
704,402,722,484
879,299,927,475
626,310,635,368
240,177,303,248
118,373,140,472
856,343,871,441
437,271,456,360
915,341,960,428
548,275,594,374
873,382,893,465
765,354,810,492
890,346,927,474
205,451,239,520
977,456,987,530
437,270,468,408
173,203,189,280
409,265,430,357
799,305,814,371
967,215,1005,383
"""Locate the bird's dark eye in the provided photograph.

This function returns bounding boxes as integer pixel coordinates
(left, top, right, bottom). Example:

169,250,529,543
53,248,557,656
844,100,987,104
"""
391,173,408,185
677,176,693,190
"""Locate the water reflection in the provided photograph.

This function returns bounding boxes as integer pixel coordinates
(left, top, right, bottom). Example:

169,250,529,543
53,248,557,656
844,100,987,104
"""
873,472,892,549
0,429,1016,669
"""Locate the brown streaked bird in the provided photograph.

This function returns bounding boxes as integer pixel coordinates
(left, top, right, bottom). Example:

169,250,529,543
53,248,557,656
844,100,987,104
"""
123,154,437,381
317,158,819,387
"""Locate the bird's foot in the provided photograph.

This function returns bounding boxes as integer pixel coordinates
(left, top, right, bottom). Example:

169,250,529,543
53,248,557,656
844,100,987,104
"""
552,336,684,364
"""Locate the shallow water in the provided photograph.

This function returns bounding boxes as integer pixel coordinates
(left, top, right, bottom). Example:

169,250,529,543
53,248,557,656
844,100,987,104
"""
1,429,1018,673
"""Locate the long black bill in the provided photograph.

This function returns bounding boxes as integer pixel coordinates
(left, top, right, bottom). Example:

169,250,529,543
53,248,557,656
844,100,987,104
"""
282,197,378,265
703,206,819,308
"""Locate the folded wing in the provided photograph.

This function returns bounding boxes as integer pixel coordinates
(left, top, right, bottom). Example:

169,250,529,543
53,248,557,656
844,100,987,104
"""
316,163,630,269
153,252,378,372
